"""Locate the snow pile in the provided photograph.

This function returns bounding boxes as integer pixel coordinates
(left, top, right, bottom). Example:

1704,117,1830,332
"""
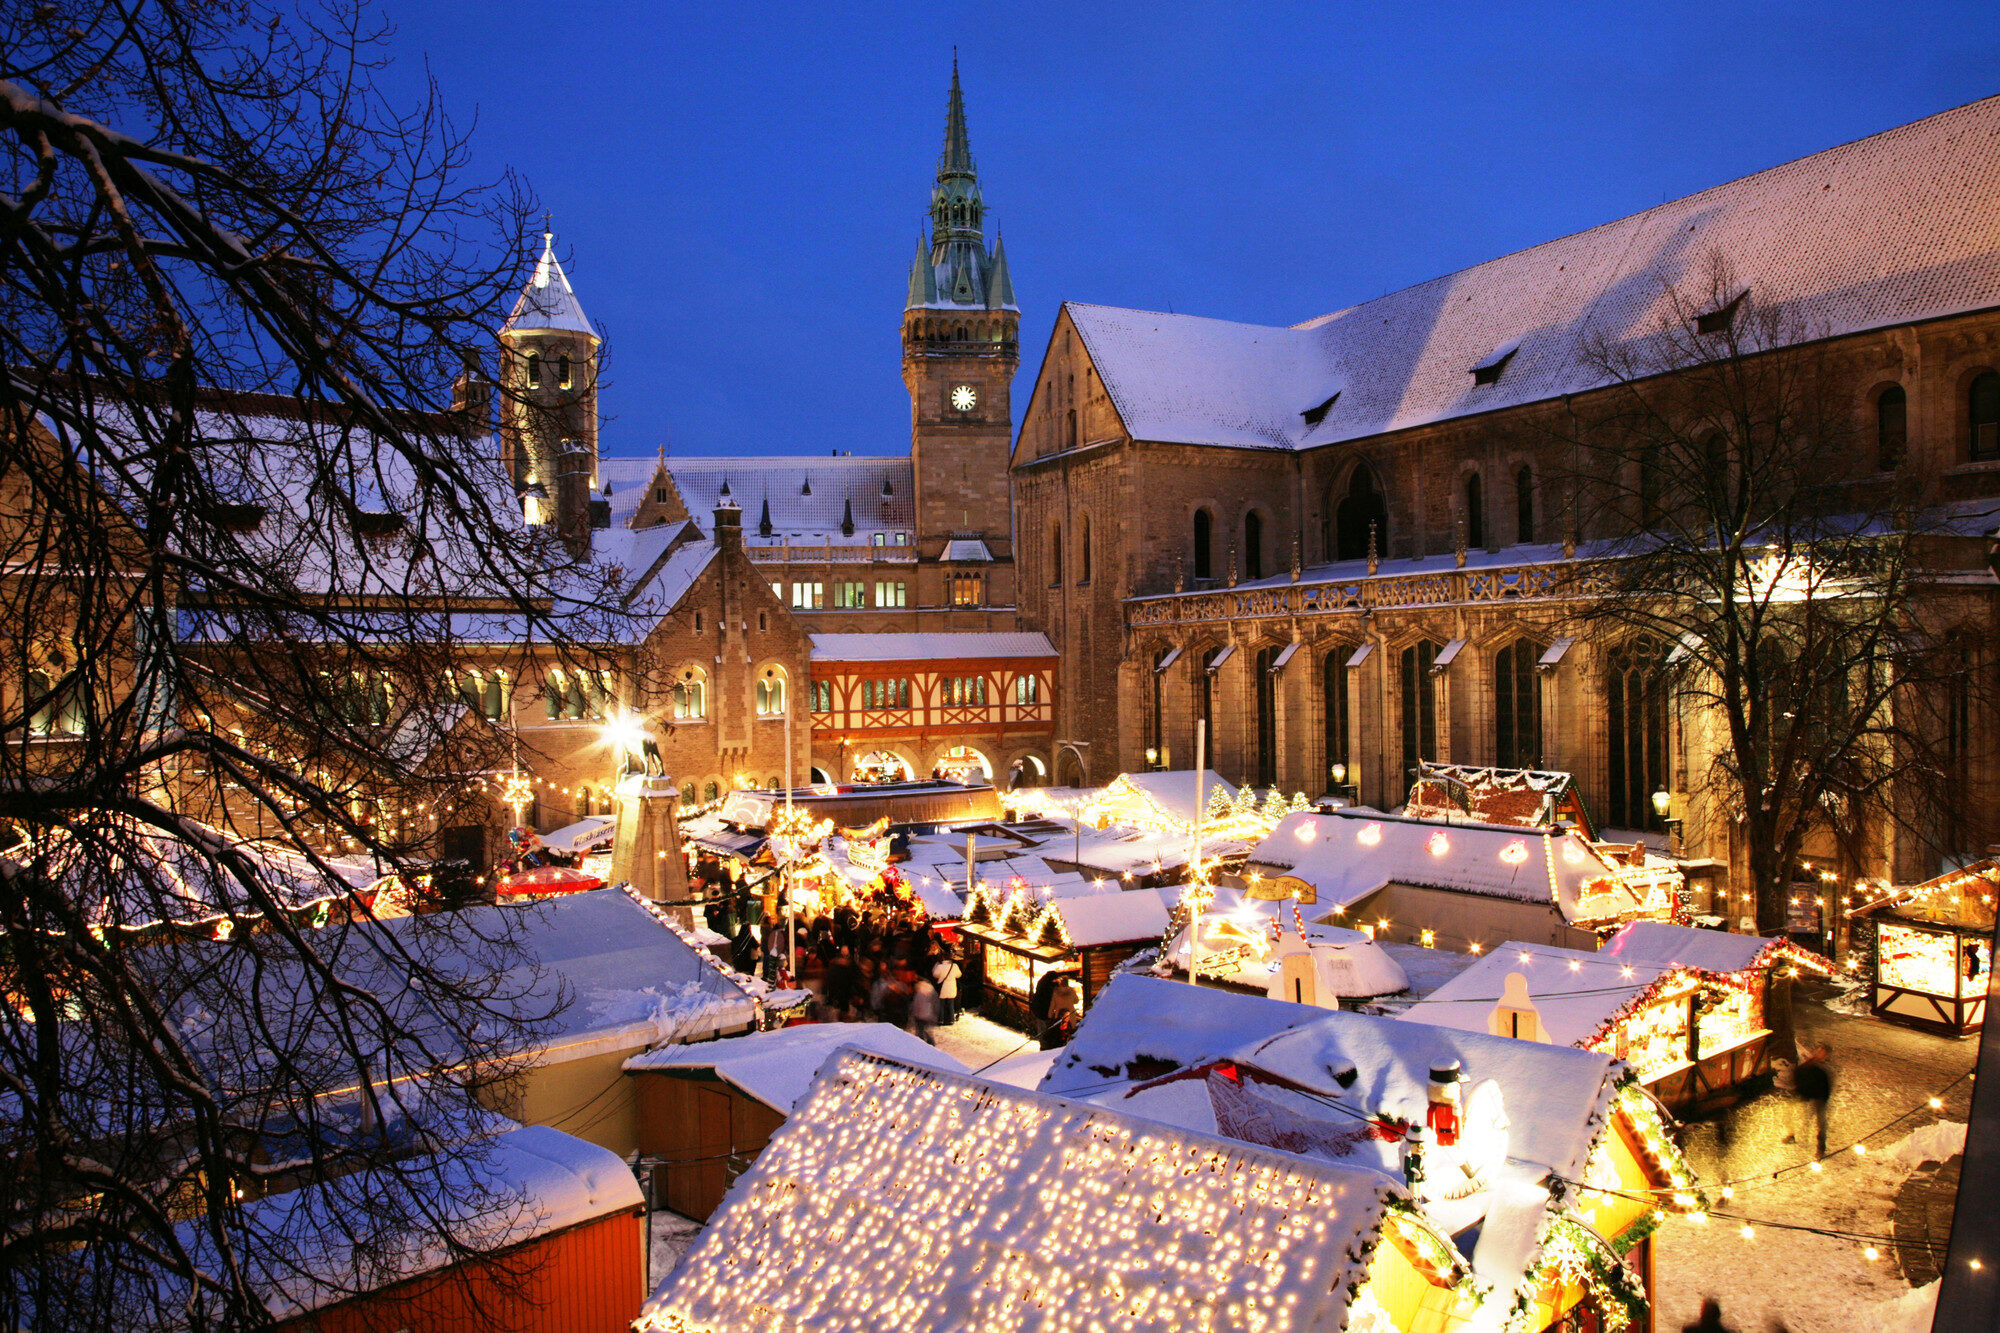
1882,1119,1966,1168
638,1051,1425,1332
1873,1281,1940,1333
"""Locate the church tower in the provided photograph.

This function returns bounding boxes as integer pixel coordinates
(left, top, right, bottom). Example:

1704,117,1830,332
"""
498,229,601,546
902,61,1019,576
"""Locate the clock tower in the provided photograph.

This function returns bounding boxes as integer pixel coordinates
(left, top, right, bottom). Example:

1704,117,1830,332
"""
901,60,1018,586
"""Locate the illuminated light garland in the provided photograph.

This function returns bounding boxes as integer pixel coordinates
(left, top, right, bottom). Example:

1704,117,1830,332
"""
1357,821,1383,847
1426,830,1450,857
1500,839,1529,865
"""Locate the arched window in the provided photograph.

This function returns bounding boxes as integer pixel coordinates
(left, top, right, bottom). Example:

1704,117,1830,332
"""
1197,645,1225,758
1244,511,1264,580
673,670,707,721
1078,516,1091,583
1399,641,1440,800
525,352,540,389
1253,645,1279,787
557,353,573,389
1192,509,1213,582
703,780,719,803
1637,443,1665,528
1323,648,1350,793
1067,408,1078,449
1463,473,1484,549
1335,469,1389,562
1876,386,1907,471
1970,371,2000,460
483,669,512,721
1494,638,1543,770
755,668,786,717
1606,644,1666,830
1515,465,1535,544
1049,523,1063,585
681,783,697,806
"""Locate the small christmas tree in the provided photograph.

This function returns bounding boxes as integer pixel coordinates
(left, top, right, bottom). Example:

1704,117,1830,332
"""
1260,787,1288,822
1288,791,1311,814
1230,786,1256,819
1206,782,1234,819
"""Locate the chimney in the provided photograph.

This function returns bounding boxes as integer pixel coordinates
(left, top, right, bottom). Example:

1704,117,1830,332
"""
713,499,742,552
450,361,493,440
555,440,592,556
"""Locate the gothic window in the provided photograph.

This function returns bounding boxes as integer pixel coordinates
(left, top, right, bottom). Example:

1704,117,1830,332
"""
1876,385,1907,470
525,352,540,388
1244,511,1264,580
1400,641,1440,800
1970,371,2000,460
1253,645,1279,787
1323,648,1350,792
1464,472,1484,549
1066,409,1078,449
1197,645,1225,757
1079,516,1091,583
1638,443,1665,529
1494,639,1543,770
702,780,719,803
1605,644,1667,830
1515,465,1535,543
1193,509,1213,581
672,670,707,721
755,669,787,717
1335,468,1389,562
1151,646,1172,768
558,353,572,388
1050,523,1063,585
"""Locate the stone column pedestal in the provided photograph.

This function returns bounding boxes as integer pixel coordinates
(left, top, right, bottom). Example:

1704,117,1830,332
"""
611,773,691,927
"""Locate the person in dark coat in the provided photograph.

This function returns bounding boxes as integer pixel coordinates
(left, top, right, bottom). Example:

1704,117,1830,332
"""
821,947,859,1020
730,922,759,976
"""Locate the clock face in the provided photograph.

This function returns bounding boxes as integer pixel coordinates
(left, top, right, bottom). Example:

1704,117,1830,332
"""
950,384,978,412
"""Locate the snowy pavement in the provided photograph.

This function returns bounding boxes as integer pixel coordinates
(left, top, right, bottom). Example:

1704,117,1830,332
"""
1651,979,1977,1332
932,1010,1038,1072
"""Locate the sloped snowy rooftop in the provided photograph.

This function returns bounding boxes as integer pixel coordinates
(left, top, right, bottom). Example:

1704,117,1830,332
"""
501,234,598,338
1248,809,1641,919
1069,95,2000,452
638,1050,1426,1332
1397,941,1673,1048
622,1023,966,1112
1601,919,1792,974
595,454,914,536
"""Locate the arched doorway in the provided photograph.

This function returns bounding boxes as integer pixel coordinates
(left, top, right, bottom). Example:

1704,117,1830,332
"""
936,745,993,783
1335,468,1389,561
852,750,913,782
809,766,833,785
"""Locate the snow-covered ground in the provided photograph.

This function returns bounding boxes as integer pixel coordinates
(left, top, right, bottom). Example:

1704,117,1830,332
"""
646,1209,702,1290
931,1010,1037,1071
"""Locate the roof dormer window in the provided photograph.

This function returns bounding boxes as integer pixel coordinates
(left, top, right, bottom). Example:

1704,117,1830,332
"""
1471,344,1519,387
1301,392,1341,426
1695,293,1745,335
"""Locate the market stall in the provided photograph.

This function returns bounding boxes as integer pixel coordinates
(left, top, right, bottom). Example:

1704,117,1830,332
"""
1405,924,1831,1112
1849,860,1998,1035
957,881,1168,1029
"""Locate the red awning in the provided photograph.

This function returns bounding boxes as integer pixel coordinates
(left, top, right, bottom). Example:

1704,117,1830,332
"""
498,865,606,897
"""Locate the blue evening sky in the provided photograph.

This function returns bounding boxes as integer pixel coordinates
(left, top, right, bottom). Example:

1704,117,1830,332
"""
385,1,1999,459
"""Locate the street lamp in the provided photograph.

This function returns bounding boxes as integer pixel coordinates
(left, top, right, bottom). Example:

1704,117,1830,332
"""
765,665,796,979
1651,787,1683,857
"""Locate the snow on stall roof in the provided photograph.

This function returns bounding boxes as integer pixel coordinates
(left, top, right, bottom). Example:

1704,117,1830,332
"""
808,631,1056,662
1069,95,2000,452
1162,887,1410,996
198,1125,637,1322
623,1023,966,1112
1397,941,1672,1048
1046,888,1170,947
638,1051,1423,1333
1098,768,1236,828
1249,809,1637,918
1602,919,1787,974
1040,974,1323,1099
539,814,617,855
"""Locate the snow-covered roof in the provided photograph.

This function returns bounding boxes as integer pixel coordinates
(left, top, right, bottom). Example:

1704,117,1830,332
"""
637,1050,1430,1332
596,454,914,537
941,537,993,562
199,1125,637,1321
1249,809,1644,920
1601,920,1793,974
622,1023,966,1112
1397,941,1673,1048
1164,888,1410,996
808,631,1056,662
1042,973,1322,1099
1068,95,2000,452
1094,768,1237,829
501,234,598,339
1046,887,1169,947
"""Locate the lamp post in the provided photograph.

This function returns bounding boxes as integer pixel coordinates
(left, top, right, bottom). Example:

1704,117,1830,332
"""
1187,718,1207,986
1651,787,1683,857
1328,761,1354,807
766,665,796,980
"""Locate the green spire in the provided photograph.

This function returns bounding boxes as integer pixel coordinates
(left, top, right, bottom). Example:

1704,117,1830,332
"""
906,233,937,307
986,229,1015,310
938,52,975,180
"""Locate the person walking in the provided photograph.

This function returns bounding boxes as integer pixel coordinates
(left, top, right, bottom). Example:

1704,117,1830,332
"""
933,948,962,1025
909,975,939,1044
1039,976,1079,1050
1793,1042,1833,1156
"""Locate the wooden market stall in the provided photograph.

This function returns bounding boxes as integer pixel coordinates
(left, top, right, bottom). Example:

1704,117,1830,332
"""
958,882,1168,1029
1404,922,1831,1112
1850,860,1999,1035
624,1024,964,1221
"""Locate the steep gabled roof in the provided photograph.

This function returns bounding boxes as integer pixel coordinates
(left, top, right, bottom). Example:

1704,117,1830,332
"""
1068,95,2000,452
